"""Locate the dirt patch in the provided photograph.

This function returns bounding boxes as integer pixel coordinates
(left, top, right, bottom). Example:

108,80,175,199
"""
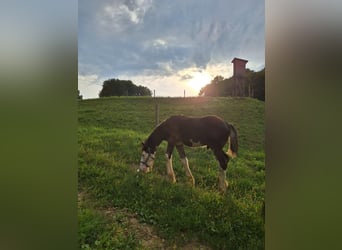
78,191,211,250
103,207,167,249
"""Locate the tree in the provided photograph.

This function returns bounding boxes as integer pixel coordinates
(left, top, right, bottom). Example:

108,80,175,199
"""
137,85,152,96
199,75,225,96
99,79,152,97
211,75,224,84
249,68,265,101
198,69,265,101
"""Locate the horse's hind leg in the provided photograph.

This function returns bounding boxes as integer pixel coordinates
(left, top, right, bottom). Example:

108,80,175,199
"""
176,144,195,186
166,143,176,183
214,149,229,192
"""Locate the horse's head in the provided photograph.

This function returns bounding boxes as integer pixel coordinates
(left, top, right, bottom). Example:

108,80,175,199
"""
138,142,156,173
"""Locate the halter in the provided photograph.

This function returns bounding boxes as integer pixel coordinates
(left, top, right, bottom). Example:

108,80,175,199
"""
140,152,155,168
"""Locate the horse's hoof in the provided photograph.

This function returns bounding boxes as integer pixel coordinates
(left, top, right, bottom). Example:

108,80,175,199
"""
168,175,176,183
186,176,195,186
218,180,228,193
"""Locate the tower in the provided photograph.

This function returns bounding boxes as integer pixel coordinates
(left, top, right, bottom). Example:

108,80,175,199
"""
231,57,248,77
231,57,248,96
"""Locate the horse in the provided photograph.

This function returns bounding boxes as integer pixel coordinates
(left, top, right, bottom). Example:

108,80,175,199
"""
138,115,238,192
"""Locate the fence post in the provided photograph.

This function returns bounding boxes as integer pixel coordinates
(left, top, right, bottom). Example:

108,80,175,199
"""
154,90,159,126
155,102,159,127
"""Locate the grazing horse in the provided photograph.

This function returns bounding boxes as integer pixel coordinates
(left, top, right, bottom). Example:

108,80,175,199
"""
139,115,238,192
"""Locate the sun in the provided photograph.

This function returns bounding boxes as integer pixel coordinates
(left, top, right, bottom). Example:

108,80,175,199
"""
187,71,212,92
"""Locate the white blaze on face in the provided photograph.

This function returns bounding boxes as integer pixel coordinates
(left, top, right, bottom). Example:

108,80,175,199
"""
139,150,155,173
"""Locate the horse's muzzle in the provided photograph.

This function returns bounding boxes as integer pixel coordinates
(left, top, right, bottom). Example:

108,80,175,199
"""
138,164,150,173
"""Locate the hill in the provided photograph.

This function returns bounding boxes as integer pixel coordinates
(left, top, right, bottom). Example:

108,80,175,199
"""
78,96,265,249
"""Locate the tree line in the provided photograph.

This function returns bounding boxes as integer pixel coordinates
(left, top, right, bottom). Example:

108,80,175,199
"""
199,68,265,101
99,78,152,97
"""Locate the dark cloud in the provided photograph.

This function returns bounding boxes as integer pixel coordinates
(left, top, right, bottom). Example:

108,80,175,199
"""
79,0,264,97
179,74,193,81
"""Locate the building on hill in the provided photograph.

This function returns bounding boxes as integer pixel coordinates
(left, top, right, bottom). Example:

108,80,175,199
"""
231,57,248,96
231,57,248,77
199,57,264,101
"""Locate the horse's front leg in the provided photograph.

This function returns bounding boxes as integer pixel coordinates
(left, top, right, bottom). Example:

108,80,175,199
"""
214,149,229,192
176,144,195,186
166,143,176,183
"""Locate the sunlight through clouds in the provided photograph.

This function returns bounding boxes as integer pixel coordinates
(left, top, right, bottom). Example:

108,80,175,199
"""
187,71,212,92
79,0,264,98
116,63,231,97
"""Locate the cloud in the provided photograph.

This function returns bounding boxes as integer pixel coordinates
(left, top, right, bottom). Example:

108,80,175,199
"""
117,62,234,97
97,0,154,33
78,74,103,99
152,39,167,49
179,74,193,81
79,0,265,98
118,73,195,97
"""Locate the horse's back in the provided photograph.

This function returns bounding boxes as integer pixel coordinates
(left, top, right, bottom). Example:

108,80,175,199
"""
165,114,224,124
163,115,229,148
164,115,227,130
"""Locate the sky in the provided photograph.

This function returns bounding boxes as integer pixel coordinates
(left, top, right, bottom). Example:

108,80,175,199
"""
78,0,264,99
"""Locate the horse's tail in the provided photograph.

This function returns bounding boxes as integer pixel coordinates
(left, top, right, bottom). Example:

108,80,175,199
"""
226,122,238,158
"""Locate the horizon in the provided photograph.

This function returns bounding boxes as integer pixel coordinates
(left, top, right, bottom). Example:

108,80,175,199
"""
79,66,265,100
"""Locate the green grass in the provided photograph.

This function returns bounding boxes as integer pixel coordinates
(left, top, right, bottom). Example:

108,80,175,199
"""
78,96,265,249
78,207,140,250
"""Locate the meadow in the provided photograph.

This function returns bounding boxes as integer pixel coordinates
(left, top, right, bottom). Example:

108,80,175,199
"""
78,96,265,249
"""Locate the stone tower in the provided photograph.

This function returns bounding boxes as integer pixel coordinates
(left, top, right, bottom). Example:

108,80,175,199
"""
231,57,248,96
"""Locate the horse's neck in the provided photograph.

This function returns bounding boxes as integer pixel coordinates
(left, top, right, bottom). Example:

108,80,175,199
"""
148,125,164,148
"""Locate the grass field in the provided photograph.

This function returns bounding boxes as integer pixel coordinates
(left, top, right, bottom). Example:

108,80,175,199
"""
78,96,265,249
